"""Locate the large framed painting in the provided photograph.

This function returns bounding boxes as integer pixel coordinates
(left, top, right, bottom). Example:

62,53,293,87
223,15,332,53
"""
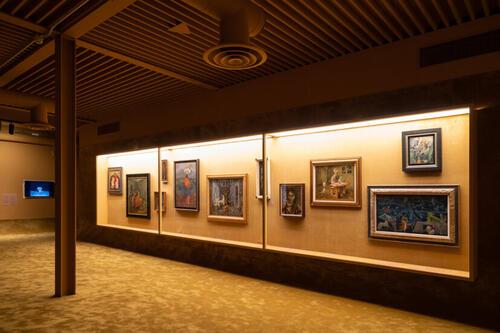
126,173,150,219
402,128,442,172
255,158,271,199
161,159,168,183
368,185,458,245
310,157,361,208
207,174,247,223
174,159,199,211
107,167,122,195
280,183,305,218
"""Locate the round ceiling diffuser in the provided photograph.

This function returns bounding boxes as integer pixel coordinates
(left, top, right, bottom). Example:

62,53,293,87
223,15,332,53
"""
203,43,267,70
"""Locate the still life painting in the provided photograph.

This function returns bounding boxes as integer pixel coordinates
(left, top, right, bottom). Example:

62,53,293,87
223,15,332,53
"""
310,157,361,208
207,174,247,223
280,183,305,218
126,173,150,219
402,128,442,172
174,160,199,211
368,185,458,245
107,167,122,195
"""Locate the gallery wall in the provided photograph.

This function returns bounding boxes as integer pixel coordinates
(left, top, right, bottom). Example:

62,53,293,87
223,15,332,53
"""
0,127,54,220
79,15,500,147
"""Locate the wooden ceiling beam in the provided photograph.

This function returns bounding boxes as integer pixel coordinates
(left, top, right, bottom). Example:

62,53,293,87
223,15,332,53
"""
447,0,463,24
416,0,438,31
0,0,139,88
0,11,48,34
464,0,476,21
431,0,450,28
75,40,216,90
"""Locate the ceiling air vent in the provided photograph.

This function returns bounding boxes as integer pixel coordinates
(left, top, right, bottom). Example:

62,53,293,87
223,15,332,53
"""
97,122,120,136
182,0,267,70
420,29,500,67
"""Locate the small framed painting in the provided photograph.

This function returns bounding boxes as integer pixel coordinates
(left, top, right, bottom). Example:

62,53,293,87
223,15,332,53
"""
161,160,168,183
126,173,150,219
402,128,442,172
207,174,247,223
280,184,305,218
174,159,199,211
255,158,271,199
310,157,361,208
154,191,167,212
107,167,122,195
368,185,458,245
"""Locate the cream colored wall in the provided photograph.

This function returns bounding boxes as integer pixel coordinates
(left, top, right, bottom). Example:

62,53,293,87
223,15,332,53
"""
160,138,263,245
79,15,500,147
266,114,470,273
96,149,159,232
0,133,55,220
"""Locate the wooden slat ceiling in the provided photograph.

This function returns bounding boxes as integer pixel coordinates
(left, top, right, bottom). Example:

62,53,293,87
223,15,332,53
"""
1,0,499,119
0,20,33,66
5,47,204,116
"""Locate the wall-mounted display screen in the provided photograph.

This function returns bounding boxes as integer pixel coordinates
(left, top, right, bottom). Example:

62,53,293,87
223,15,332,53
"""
23,180,55,198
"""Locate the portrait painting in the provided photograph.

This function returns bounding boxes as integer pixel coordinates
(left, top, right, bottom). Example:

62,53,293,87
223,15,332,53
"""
126,173,150,219
107,167,122,195
207,174,247,223
255,158,271,199
402,128,442,172
280,184,305,218
154,191,167,212
161,159,168,183
310,157,361,208
368,185,458,245
174,160,199,211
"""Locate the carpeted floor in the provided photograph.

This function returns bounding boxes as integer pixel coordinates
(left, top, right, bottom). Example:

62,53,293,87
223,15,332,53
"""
0,233,491,332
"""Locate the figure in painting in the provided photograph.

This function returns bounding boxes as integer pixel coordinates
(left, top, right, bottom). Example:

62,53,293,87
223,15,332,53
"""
409,135,434,165
180,167,194,206
282,189,302,215
109,172,120,190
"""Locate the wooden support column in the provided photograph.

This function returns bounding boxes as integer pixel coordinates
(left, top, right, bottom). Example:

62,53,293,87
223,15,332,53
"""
55,35,76,297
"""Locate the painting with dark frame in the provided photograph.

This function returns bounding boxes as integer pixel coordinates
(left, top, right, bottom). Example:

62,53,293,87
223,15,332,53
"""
126,173,150,219
255,158,270,199
280,183,305,218
207,174,247,223
368,185,458,245
402,128,442,172
310,157,361,208
107,167,122,195
161,159,168,183
174,159,199,211
154,191,167,212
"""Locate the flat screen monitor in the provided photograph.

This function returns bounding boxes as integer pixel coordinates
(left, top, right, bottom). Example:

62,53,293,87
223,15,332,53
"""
23,180,55,199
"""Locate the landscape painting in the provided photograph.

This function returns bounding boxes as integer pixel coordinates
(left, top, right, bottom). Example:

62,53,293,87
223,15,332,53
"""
207,174,247,223
174,160,199,211
126,173,150,219
368,186,458,245
402,128,442,172
311,158,361,208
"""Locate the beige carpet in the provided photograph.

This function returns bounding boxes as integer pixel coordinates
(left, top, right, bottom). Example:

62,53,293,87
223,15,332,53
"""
0,233,491,333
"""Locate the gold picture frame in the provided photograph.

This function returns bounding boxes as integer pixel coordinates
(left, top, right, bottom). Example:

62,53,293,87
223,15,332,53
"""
207,174,247,223
310,157,361,208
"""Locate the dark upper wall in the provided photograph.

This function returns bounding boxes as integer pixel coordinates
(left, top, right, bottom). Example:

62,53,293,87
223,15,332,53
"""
79,15,500,147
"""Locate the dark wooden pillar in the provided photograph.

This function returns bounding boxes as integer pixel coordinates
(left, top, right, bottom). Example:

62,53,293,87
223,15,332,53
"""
55,35,76,296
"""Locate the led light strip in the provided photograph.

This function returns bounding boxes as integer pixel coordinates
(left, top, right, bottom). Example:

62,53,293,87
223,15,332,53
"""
268,107,470,138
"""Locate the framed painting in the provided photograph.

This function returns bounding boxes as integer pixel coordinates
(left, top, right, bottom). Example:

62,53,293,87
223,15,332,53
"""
280,183,305,218
368,185,458,245
126,173,150,219
154,191,167,212
255,158,271,199
207,174,247,223
107,167,122,195
174,159,199,211
402,128,442,172
161,159,168,183
310,157,361,208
